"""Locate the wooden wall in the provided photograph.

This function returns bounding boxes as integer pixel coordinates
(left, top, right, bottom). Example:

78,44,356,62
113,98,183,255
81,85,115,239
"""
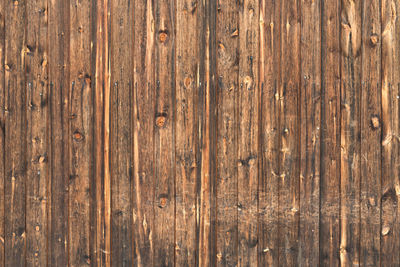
0,0,399,266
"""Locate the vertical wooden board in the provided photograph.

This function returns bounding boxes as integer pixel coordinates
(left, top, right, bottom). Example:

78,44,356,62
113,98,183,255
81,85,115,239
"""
299,0,321,265
48,0,70,264
4,0,27,265
279,0,300,265
25,0,49,265
0,0,5,263
68,0,92,264
93,0,111,264
153,0,175,265
381,0,399,265
132,0,155,265
110,0,134,264
198,0,217,264
215,0,238,265
360,1,381,266
175,0,199,265
320,0,341,265
259,0,280,265
340,0,362,265
237,0,259,265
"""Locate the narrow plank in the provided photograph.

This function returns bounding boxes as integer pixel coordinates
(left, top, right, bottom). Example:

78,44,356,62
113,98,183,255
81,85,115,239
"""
4,0,27,264
175,0,199,264
25,0,49,264
0,0,5,263
259,0,280,264
153,0,176,264
237,0,259,265
110,0,134,264
299,0,321,265
360,0,381,265
320,0,341,265
340,0,362,265
381,0,399,264
132,0,155,265
93,0,111,264
48,0,70,264
215,0,239,265
198,0,217,264
279,0,300,265
68,0,92,264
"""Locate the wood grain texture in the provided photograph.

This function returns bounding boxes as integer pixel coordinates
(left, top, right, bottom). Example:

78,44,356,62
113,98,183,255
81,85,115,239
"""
132,0,155,266
320,0,341,265
175,0,199,264
25,0,49,265
299,0,321,265
68,0,92,265
259,0,280,265
381,0,399,265
360,0,381,265
216,0,239,265
340,0,362,265
4,0,27,265
237,0,259,266
153,0,176,266
110,0,134,264
1,1,400,266
48,0,70,264
279,0,300,265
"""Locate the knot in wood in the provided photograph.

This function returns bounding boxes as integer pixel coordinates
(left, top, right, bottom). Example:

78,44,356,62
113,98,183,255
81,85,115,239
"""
159,31,168,43
73,130,85,142
156,113,167,127
370,34,379,46
371,116,380,129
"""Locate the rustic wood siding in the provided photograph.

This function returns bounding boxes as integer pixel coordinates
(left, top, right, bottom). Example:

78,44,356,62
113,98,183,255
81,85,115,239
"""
1,0,400,266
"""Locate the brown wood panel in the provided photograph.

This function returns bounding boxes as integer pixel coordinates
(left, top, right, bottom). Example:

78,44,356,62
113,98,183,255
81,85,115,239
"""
68,0,92,265
237,0,259,266
25,0,49,265
259,0,280,265
279,0,301,265
320,0,341,265
360,0,381,265
1,1,400,266
132,0,155,266
48,0,70,264
381,0,400,265
110,0,134,264
299,0,321,265
215,0,239,265
153,0,176,266
4,0,27,265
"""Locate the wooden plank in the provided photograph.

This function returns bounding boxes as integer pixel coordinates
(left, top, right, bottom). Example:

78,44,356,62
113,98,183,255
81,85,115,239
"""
110,0,134,264
381,0,399,265
132,0,155,265
153,0,175,264
278,0,300,265
48,0,70,264
215,0,239,265
93,0,111,264
4,0,27,265
25,0,49,265
340,0,362,265
198,0,217,265
0,0,5,263
237,0,259,265
175,0,199,265
320,0,341,265
259,0,280,264
68,0,92,265
360,0,381,265
299,0,321,265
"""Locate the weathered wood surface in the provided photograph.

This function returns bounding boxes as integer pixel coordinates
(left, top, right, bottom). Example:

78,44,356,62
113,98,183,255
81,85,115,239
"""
1,0,400,266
